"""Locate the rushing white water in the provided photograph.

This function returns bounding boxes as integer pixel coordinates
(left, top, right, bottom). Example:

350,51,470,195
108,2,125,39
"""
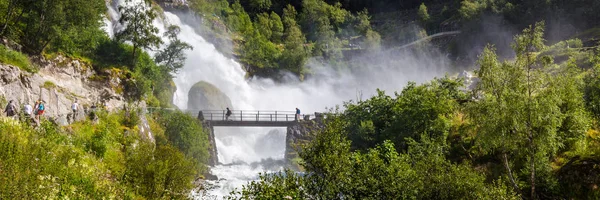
106,0,451,199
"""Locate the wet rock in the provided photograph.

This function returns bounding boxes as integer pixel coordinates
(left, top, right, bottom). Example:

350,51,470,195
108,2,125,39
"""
203,172,219,181
188,81,233,111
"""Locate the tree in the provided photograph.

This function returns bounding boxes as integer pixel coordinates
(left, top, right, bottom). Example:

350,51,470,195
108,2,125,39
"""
269,12,284,43
585,55,600,122
0,0,105,54
249,0,271,11
280,5,309,77
116,0,162,67
156,110,210,172
418,3,430,25
232,115,517,199
254,13,273,39
468,22,588,198
155,25,193,74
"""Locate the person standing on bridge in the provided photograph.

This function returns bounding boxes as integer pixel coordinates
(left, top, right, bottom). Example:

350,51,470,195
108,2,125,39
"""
295,108,301,121
226,107,232,121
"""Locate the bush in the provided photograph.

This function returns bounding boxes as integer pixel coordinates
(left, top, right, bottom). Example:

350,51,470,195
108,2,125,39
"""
124,143,199,199
155,110,211,172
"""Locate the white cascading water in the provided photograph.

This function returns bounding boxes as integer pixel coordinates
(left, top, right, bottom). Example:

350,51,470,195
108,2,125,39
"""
105,0,450,199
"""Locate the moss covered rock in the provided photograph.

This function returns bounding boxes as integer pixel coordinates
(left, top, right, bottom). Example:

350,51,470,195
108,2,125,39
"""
187,81,232,111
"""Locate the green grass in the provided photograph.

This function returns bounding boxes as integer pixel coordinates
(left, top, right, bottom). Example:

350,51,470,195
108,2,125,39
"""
0,45,36,73
42,81,57,89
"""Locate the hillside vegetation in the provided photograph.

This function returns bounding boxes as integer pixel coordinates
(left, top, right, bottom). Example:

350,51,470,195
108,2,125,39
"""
179,0,600,80
0,109,211,199
234,23,600,200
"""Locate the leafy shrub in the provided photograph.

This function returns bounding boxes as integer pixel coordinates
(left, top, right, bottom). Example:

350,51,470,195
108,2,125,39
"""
155,110,210,172
124,143,199,199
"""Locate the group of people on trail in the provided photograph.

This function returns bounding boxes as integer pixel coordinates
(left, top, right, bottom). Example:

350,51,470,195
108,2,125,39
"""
2,98,103,125
3,99,46,124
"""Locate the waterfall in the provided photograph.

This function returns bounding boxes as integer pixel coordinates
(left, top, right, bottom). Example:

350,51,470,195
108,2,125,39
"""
105,0,451,198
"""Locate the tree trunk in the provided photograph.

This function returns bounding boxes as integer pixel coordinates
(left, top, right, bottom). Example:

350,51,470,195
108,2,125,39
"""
131,45,137,68
530,136,535,199
502,152,520,194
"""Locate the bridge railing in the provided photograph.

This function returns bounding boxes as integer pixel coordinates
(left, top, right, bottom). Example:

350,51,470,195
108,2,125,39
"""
195,110,312,122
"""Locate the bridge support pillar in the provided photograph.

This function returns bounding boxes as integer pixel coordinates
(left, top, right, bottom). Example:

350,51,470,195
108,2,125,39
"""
285,118,325,168
202,123,218,166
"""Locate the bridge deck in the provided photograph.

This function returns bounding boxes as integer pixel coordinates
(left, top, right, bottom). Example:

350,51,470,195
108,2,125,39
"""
205,120,298,127
196,110,313,127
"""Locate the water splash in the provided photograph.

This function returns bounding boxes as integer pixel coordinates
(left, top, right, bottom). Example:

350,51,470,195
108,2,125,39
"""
105,0,452,198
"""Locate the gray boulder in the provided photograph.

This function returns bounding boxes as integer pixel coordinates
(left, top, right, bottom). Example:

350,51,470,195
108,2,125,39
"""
187,81,232,111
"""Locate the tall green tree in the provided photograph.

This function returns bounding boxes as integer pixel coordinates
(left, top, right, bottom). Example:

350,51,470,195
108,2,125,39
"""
116,0,162,67
0,0,105,54
269,12,284,43
418,3,430,26
155,25,193,74
249,0,272,12
280,5,309,78
469,22,588,198
585,55,600,122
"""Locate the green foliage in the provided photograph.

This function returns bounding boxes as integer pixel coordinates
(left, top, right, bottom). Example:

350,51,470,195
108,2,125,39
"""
585,56,600,122
0,110,204,199
189,0,379,78
279,5,310,77
418,3,430,25
249,0,272,11
0,45,34,72
231,169,306,199
155,110,211,172
116,0,163,66
155,25,193,74
233,116,517,199
468,22,590,198
344,77,464,151
0,0,106,54
124,142,199,199
269,12,284,43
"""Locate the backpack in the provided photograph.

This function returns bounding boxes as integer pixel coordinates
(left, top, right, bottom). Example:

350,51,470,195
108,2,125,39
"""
38,103,45,111
6,104,14,115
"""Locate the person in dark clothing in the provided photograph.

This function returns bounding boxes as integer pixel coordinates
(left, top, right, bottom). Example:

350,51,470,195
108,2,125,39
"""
295,107,301,121
226,107,232,121
4,100,18,118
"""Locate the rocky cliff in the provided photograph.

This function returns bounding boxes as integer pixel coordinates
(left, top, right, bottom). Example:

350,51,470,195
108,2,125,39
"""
0,56,127,125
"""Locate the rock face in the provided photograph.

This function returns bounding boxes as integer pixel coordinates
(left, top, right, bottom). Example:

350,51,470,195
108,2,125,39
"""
0,55,127,126
187,81,232,111
285,119,325,161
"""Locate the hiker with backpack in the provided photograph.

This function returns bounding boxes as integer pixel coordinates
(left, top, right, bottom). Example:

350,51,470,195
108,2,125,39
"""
4,100,18,118
34,100,45,121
